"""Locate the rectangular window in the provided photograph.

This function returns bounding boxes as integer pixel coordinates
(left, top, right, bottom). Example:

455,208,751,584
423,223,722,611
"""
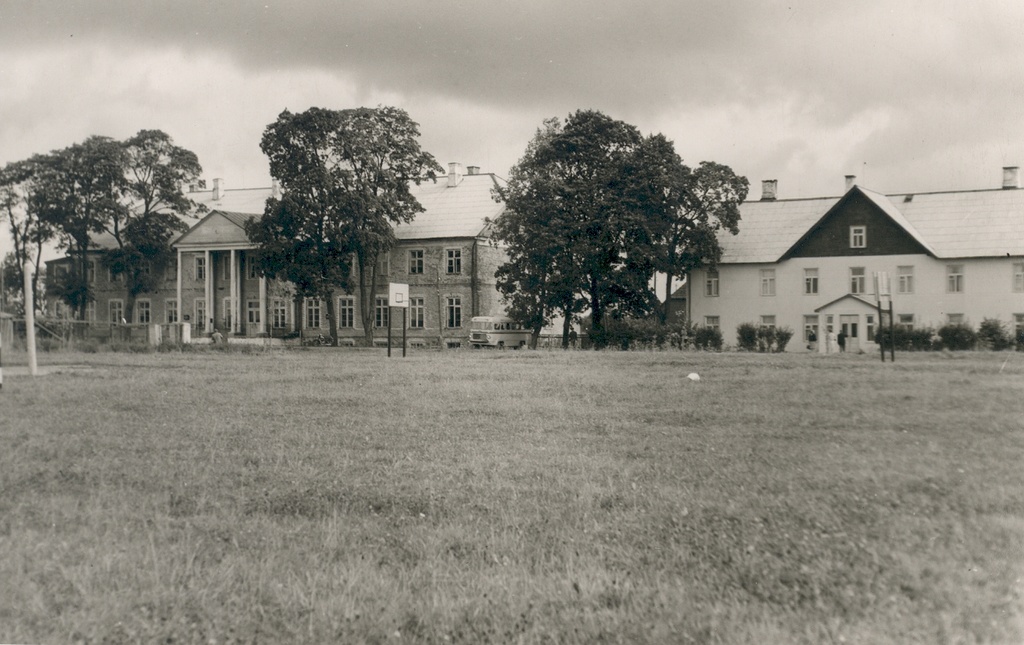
1013,263,1024,292
222,257,231,281
109,299,124,323
338,297,355,328
1015,314,1024,337
165,299,178,324
222,297,233,329
866,314,875,342
247,300,260,326
947,265,964,293
136,300,151,324
759,269,775,296
447,249,462,274
408,249,424,274
86,261,95,284
83,300,95,322
165,263,176,282
375,297,389,328
410,297,425,328
850,225,866,248
803,315,819,342
897,266,915,294
447,296,462,328
850,267,866,294
898,314,915,330
194,256,206,281
194,298,206,329
140,260,152,277
271,299,287,329
704,269,719,297
947,313,965,325
378,252,390,277
305,298,321,328
246,256,258,280
760,315,776,328
704,315,720,330
804,268,818,295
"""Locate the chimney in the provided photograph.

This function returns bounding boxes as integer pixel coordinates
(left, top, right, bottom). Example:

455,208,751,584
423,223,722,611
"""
845,175,857,191
466,165,480,176
760,179,777,201
271,178,281,199
1002,166,1019,190
447,162,463,188
212,178,224,200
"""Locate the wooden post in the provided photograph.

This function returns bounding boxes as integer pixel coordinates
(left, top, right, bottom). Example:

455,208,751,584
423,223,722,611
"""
403,307,407,358
387,306,392,357
888,300,895,362
23,260,37,376
877,298,885,363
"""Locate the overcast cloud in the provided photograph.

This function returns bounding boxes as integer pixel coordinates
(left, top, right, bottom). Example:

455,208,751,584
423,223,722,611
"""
2,0,1023,212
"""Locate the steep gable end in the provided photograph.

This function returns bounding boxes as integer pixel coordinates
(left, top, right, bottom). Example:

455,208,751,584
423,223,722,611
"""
174,210,255,248
784,188,933,259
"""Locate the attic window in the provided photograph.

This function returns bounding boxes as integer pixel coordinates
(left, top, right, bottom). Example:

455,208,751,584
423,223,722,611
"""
850,226,866,249
903,194,914,203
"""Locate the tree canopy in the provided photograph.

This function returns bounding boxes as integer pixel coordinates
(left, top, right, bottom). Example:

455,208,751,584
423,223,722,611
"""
247,106,442,345
0,156,53,315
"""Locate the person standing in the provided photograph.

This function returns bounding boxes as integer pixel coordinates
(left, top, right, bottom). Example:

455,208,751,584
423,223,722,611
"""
838,329,847,353
826,327,837,354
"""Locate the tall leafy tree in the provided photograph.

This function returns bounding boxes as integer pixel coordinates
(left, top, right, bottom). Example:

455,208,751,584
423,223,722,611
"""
0,156,53,315
249,106,442,346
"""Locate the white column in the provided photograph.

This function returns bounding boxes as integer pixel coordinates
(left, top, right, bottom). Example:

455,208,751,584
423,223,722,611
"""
259,276,267,335
204,249,212,334
230,249,238,335
175,248,182,326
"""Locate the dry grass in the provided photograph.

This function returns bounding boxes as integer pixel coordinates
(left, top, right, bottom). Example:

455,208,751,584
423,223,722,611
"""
1,347,1023,643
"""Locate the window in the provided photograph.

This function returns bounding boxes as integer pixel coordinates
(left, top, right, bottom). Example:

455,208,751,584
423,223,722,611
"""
850,267,866,294
704,315,720,330
84,301,96,322
410,297,425,328
140,260,152,277
947,313,965,325
898,266,915,294
850,226,866,248
759,269,776,296
194,299,206,329
136,300,151,324
447,249,462,274
194,256,206,281
246,256,258,280
447,296,462,328
897,314,914,330
378,252,390,277
1014,263,1024,292
222,257,231,281
247,300,260,326
803,315,819,342
86,261,95,284
272,300,288,329
109,299,124,323
165,263,177,282
375,297,389,328
1015,314,1024,338
222,297,233,329
305,299,321,328
804,268,818,295
408,249,424,274
866,314,875,341
947,264,964,293
338,297,355,328
165,299,178,324
760,315,776,328
704,269,719,297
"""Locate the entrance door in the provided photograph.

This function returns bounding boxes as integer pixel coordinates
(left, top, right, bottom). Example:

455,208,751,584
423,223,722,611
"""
840,314,859,352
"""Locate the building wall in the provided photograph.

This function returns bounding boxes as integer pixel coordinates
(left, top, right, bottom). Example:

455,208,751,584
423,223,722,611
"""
690,253,1024,351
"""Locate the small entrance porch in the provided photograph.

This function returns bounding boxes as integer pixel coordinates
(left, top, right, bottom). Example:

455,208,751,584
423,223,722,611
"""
814,294,880,354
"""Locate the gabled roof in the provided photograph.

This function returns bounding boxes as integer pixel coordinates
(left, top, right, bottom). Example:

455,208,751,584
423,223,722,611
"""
721,184,1024,263
814,294,878,313
174,210,257,248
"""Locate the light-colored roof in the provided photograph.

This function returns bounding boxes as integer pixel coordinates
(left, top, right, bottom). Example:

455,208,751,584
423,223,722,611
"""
721,186,1024,263
174,210,258,248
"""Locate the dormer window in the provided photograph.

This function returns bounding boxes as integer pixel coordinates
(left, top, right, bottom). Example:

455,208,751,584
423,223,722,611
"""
850,226,866,249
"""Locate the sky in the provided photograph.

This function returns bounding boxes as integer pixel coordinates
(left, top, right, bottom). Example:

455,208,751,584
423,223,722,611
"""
1,0,1023,214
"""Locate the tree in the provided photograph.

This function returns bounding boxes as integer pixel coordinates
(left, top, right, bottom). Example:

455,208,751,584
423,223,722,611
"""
0,156,53,316
249,106,442,346
103,130,202,322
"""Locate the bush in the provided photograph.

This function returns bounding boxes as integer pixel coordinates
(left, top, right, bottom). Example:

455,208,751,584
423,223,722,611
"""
736,323,759,351
937,323,978,351
692,325,723,351
878,326,936,351
977,318,1014,351
737,323,793,353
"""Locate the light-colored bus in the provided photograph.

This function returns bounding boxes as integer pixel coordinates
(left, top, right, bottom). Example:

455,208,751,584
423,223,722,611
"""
469,316,531,349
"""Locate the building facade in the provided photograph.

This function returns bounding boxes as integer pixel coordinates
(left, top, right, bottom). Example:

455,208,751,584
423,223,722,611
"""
688,170,1024,352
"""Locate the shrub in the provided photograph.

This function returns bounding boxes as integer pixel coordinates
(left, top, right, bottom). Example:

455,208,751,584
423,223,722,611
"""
737,323,793,352
878,326,936,351
937,323,978,351
977,318,1014,351
774,327,794,352
692,325,723,351
736,323,759,351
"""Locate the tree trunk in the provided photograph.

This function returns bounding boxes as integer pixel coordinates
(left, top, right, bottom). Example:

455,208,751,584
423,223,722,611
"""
358,252,377,347
589,276,603,349
562,314,572,350
663,272,672,324
530,326,541,350
325,290,338,347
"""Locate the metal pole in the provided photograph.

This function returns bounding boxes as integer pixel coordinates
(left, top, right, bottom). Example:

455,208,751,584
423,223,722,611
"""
877,298,885,363
889,300,895,362
387,307,392,357
402,307,407,358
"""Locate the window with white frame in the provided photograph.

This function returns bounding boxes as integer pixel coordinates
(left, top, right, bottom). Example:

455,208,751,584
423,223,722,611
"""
246,256,258,280
377,252,390,277
850,225,866,248
947,313,965,325
272,299,288,329
305,298,321,328
898,314,914,330
897,266,915,294
409,249,424,274
447,248,462,274
247,300,260,326
165,299,178,323
704,315,720,330
947,264,964,293
447,296,462,328
195,298,206,329
705,269,719,297
84,301,96,322
410,297,425,328
850,267,866,294
1013,263,1024,292
136,300,151,324
759,269,775,296
109,299,124,323
804,315,819,341
760,315,776,328
804,268,818,295
194,256,206,281
375,297,389,328
338,297,355,328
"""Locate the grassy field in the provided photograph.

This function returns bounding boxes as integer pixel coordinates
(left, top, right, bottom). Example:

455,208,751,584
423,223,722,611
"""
1,347,1023,643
